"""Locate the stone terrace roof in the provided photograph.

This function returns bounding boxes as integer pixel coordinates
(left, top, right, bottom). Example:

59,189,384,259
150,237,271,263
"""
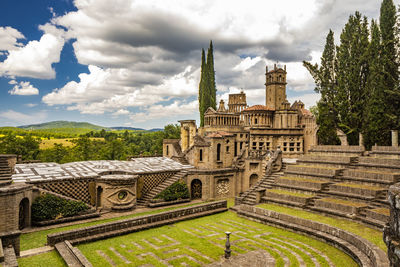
243,105,274,112
12,157,193,183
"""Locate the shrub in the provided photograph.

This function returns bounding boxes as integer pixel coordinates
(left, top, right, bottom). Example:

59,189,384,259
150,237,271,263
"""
32,193,89,222
156,180,189,201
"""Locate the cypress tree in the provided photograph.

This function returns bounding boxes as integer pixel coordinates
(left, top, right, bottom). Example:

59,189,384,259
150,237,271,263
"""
199,49,206,127
364,20,390,147
380,0,400,130
198,41,217,127
303,30,340,144
336,12,369,145
206,41,217,110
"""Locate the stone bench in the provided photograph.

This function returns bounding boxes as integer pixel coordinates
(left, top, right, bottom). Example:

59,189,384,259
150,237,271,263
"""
275,176,331,191
313,197,369,217
342,169,400,184
285,165,343,178
262,190,317,207
328,183,386,199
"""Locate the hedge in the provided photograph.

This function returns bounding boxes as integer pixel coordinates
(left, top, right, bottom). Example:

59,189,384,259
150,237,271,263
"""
32,193,89,222
155,180,189,201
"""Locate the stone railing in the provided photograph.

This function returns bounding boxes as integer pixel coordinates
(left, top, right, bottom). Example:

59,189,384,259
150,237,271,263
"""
384,183,400,266
235,205,389,267
48,200,227,246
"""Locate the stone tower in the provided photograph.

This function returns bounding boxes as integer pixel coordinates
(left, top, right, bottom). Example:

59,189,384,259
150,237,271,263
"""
265,64,287,110
228,91,247,113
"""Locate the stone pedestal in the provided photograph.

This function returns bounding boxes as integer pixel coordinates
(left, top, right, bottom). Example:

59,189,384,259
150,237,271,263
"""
359,133,364,147
392,130,398,147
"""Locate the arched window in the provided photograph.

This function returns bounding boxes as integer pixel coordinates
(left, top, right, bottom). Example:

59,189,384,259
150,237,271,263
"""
199,149,203,161
217,143,221,161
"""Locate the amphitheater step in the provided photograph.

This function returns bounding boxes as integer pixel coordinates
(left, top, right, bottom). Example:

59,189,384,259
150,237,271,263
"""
285,165,343,179
311,197,369,217
275,176,332,192
327,182,386,200
341,169,400,184
262,189,317,208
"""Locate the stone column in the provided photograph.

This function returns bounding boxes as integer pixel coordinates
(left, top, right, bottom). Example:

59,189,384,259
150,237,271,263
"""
392,130,398,147
359,133,364,147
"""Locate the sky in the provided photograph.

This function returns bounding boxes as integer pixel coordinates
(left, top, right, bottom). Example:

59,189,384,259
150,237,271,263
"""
0,0,394,129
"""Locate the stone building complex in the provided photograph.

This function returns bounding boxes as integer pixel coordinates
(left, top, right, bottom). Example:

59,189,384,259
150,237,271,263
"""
163,64,317,200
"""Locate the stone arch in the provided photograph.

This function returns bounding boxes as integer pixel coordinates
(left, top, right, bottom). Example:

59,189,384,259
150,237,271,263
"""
249,174,258,187
191,179,202,199
19,198,30,230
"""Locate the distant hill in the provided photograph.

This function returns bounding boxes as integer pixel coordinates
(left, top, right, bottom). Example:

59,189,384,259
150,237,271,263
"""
110,126,145,131
18,121,108,131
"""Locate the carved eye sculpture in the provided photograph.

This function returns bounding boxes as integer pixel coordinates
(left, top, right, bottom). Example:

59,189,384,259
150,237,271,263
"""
107,189,135,205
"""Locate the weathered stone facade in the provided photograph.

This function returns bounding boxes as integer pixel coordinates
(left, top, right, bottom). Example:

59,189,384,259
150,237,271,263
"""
384,183,400,266
163,64,316,200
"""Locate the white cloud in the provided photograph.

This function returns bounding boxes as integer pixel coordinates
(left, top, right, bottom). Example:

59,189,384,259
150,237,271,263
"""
25,103,38,107
8,81,39,95
130,100,198,122
0,110,47,125
0,26,25,51
0,24,65,79
288,93,321,109
113,109,130,116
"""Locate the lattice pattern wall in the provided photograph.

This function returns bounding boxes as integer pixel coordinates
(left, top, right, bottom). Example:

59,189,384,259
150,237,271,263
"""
32,179,94,204
139,171,177,197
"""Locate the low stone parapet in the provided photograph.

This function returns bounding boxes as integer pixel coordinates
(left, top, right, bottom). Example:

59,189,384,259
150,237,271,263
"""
47,200,227,246
234,204,389,267
297,155,355,167
309,145,365,156
371,146,400,158
314,197,368,216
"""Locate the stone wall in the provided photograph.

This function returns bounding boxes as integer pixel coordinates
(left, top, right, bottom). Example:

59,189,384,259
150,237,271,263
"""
29,177,95,205
384,183,400,266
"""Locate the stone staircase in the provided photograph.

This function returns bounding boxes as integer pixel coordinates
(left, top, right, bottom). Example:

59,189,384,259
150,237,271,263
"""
137,170,189,208
260,145,400,229
0,156,12,186
238,158,286,206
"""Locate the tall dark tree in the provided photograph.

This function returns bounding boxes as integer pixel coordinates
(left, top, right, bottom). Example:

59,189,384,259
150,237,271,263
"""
199,49,206,126
198,41,217,127
304,30,340,144
364,20,390,148
336,12,369,145
380,0,400,130
206,41,217,110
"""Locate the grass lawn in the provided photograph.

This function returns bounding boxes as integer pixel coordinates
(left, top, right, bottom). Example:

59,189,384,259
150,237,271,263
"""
257,203,385,251
20,201,209,251
78,211,357,267
18,251,66,267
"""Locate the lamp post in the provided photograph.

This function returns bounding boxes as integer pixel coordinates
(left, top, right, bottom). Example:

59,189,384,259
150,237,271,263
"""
224,231,231,259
